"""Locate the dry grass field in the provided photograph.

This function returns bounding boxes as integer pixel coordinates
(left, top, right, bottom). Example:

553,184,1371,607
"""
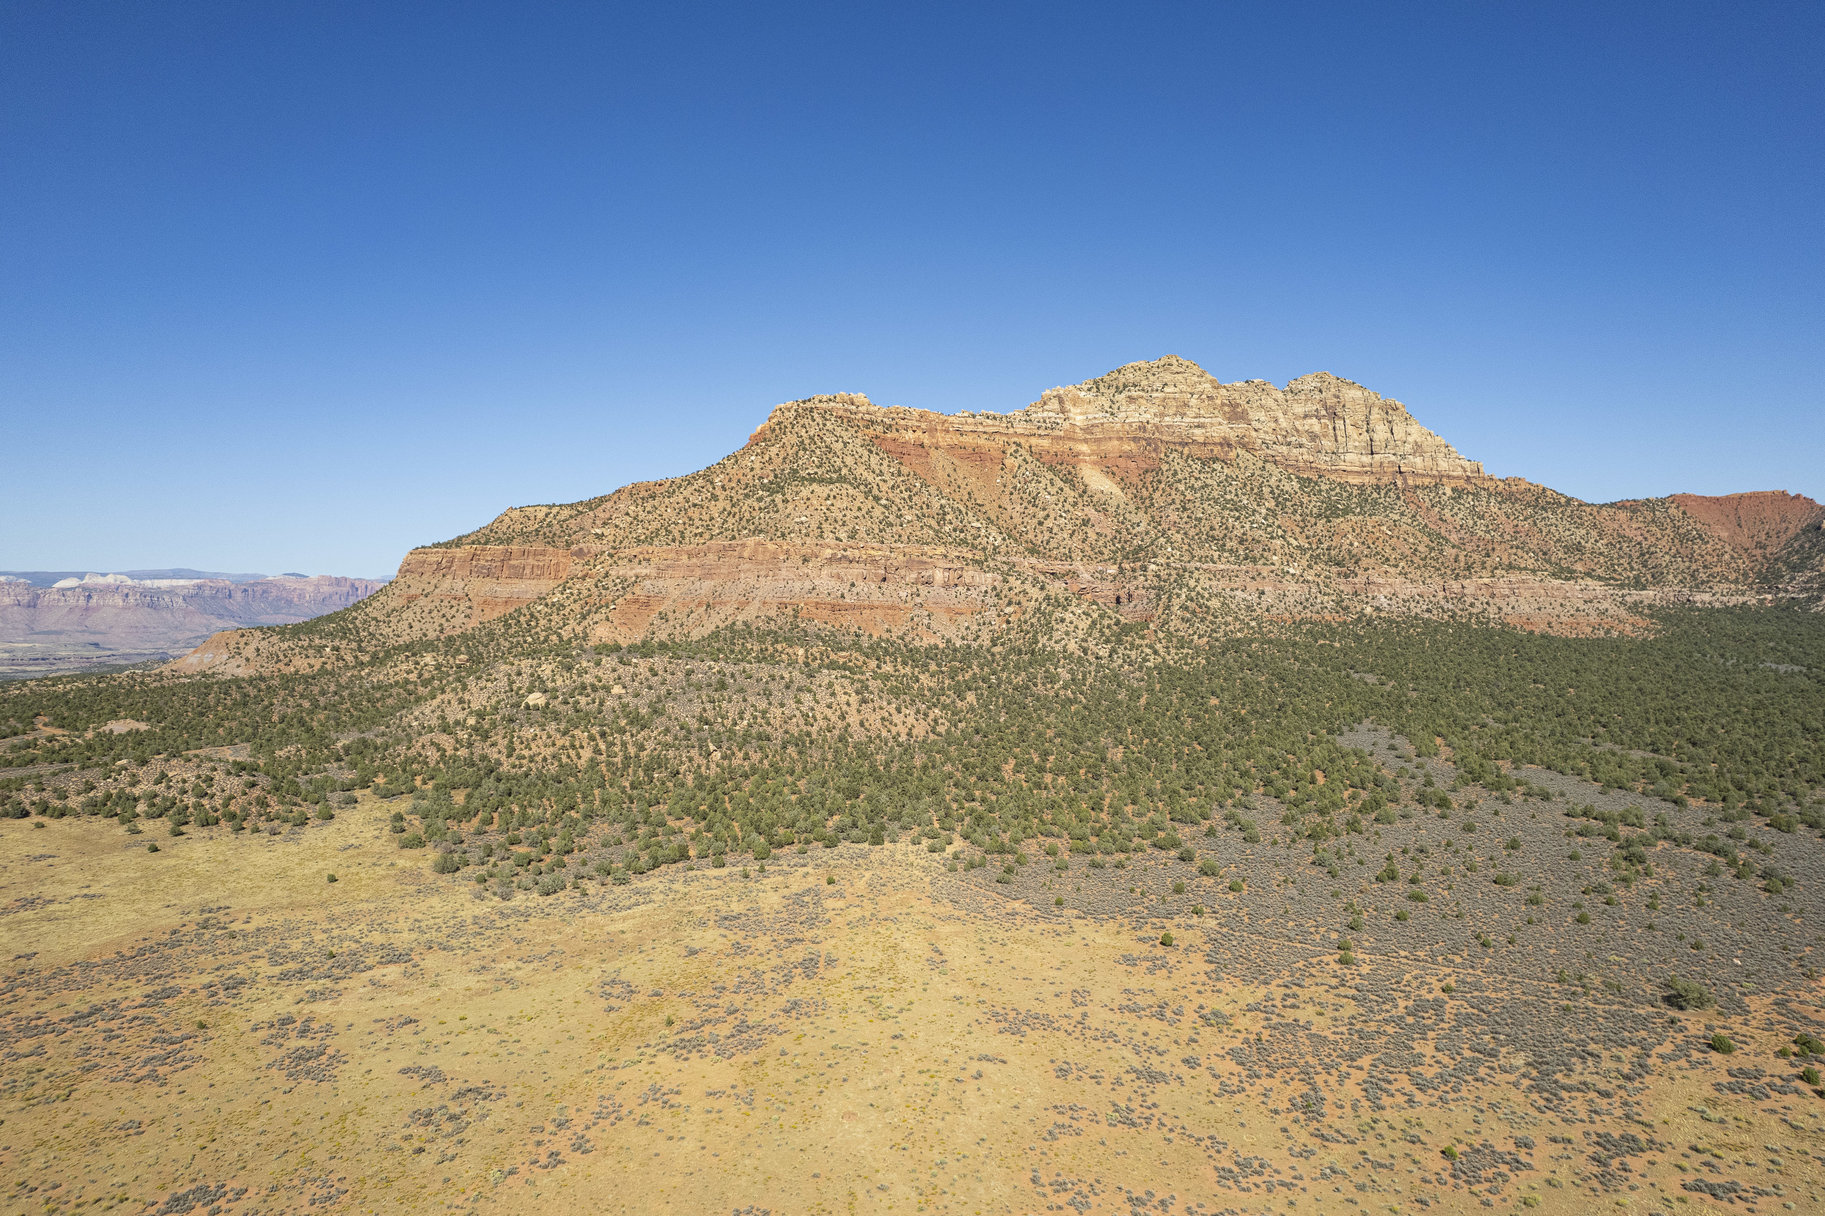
5,781,1825,1216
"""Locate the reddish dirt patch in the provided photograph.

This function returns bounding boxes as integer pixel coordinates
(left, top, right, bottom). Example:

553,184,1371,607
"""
1671,490,1825,557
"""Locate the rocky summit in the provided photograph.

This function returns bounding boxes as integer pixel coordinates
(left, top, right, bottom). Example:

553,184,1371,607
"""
4,357,1824,1216
1021,357,1486,482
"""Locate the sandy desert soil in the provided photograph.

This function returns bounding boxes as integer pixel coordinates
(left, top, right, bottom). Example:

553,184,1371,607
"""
6,760,1825,1215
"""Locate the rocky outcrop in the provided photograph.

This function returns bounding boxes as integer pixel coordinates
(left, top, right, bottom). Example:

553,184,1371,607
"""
787,357,1484,487
1016,356,1487,483
387,545,575,623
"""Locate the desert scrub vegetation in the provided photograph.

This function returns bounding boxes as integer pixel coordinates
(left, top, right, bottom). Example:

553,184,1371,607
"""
0,605,1818,898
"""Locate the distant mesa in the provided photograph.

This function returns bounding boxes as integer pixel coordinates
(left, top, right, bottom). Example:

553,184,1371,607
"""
1,568,386,679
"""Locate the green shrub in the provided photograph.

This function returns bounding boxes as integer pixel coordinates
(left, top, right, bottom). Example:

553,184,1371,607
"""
1665,976,1714,1010
1199,858,1221,877
1159,932,1175,947
433,852,461,874
1710,1033,1736,1055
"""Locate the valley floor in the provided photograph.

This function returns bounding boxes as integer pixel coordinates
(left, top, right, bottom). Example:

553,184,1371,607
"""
0,641,178,681
4,771,1825,1215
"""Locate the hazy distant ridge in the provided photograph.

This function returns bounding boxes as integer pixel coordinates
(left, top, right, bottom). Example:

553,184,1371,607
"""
0,568,273,588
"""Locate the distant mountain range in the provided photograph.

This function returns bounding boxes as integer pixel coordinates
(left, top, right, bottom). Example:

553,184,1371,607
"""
0,571,386,678
166,355,1823,678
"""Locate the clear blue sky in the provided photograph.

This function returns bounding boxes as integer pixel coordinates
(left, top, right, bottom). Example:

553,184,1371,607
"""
4,2,1820,578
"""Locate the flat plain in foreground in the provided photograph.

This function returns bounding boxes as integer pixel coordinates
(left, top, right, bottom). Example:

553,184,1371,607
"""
4,770,1824,1216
